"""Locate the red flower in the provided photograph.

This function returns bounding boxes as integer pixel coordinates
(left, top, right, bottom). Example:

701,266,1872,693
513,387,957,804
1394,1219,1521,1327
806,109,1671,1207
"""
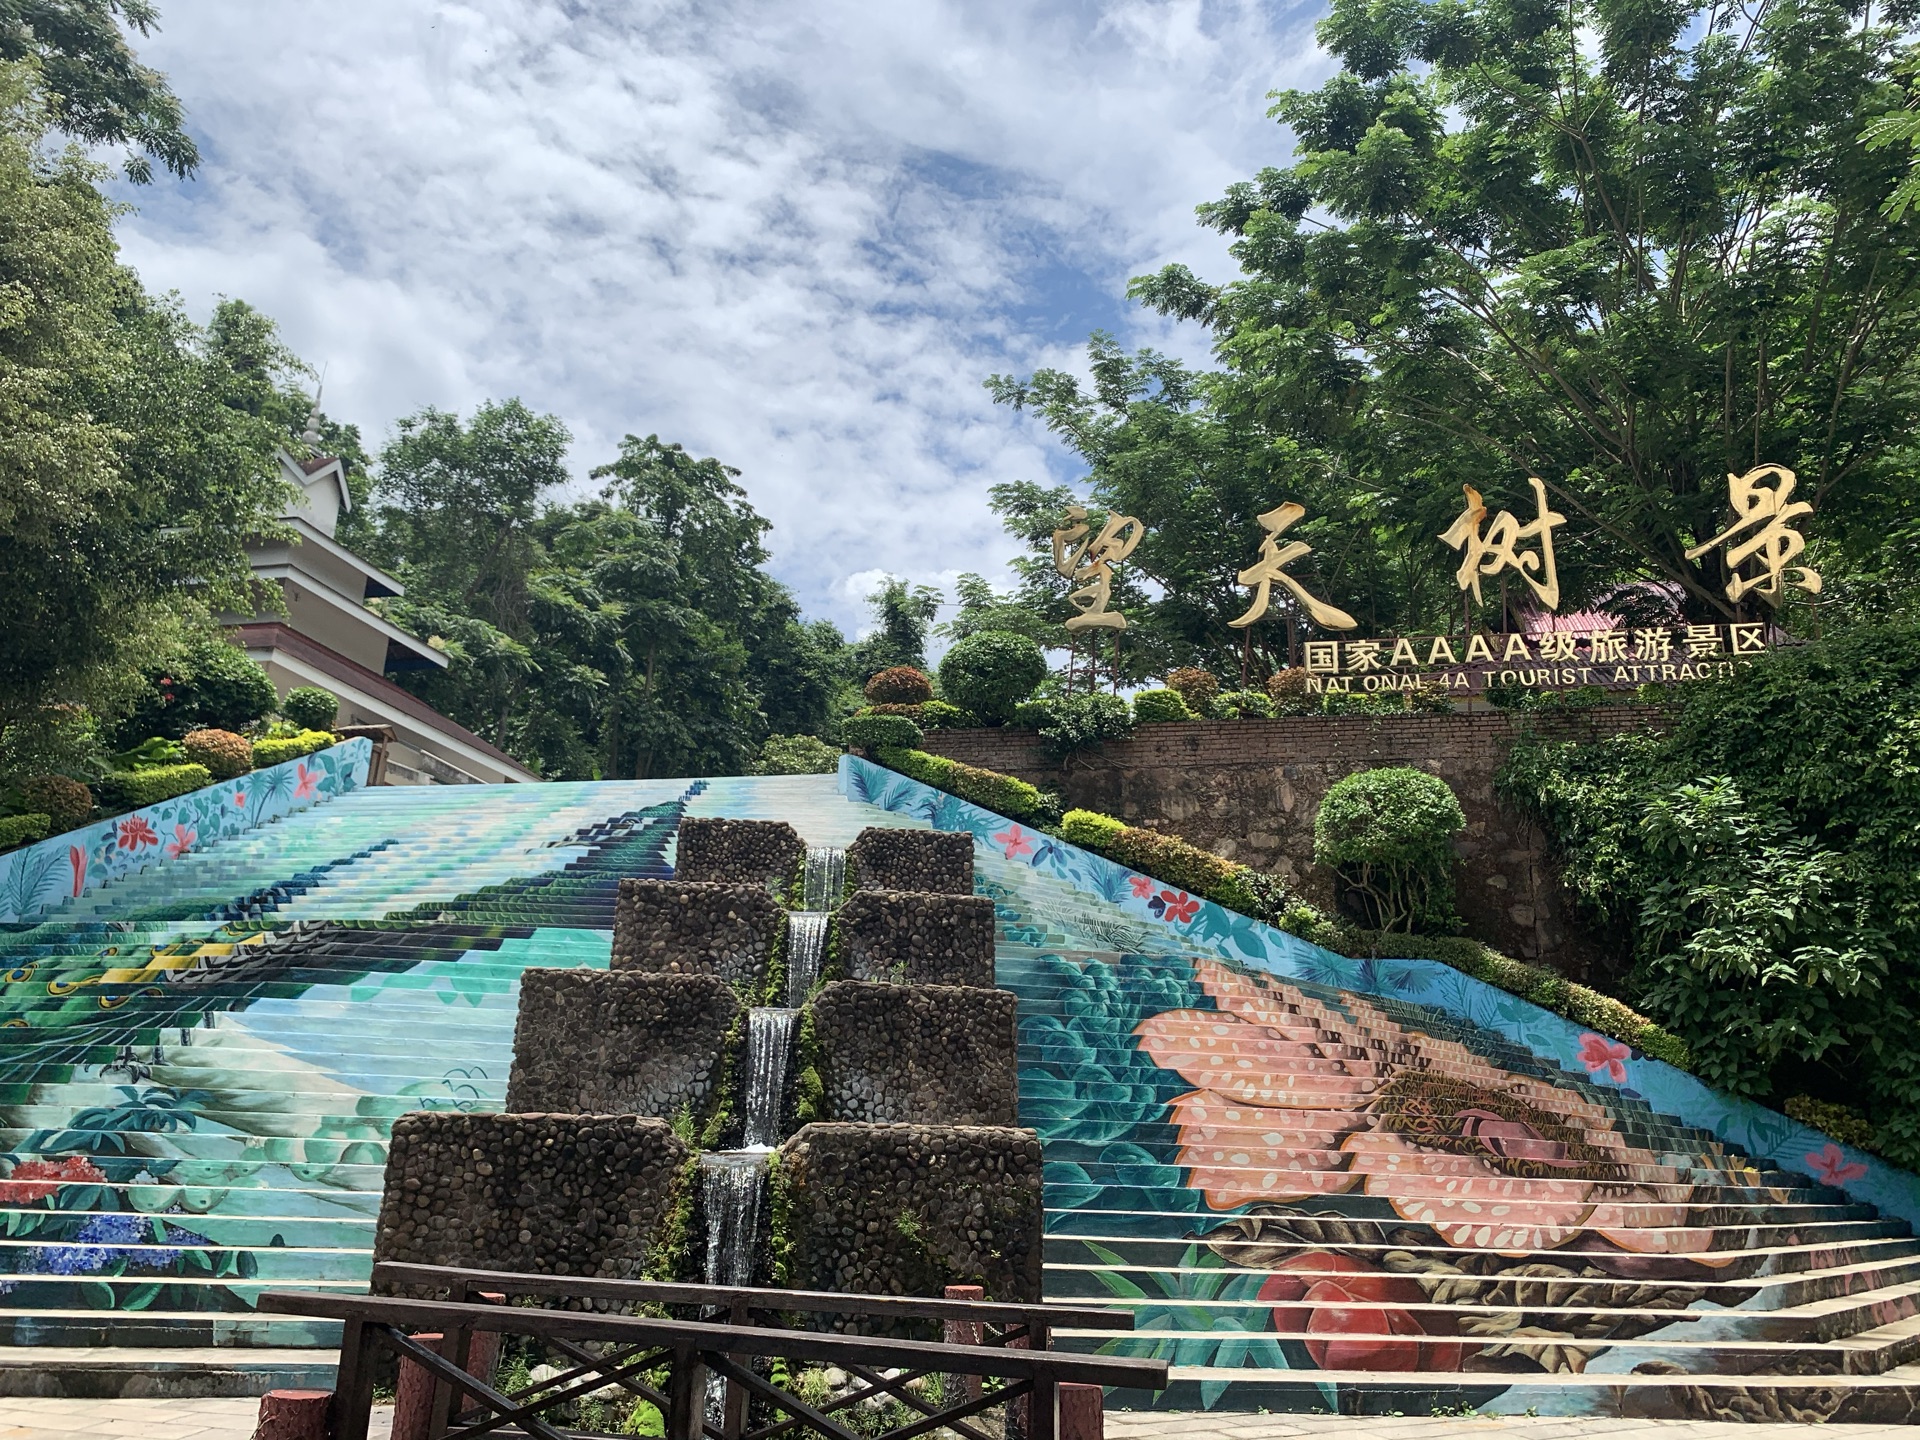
1577,1032,1631,1083
1258,1251,1465,1371
68,845,86,897
116,815,159,851
164,824,197,860
1806,1142,1868,1187
1159,890,1199,924
0,1155,109,1204
1129,875,1155,899
993,824,1034,860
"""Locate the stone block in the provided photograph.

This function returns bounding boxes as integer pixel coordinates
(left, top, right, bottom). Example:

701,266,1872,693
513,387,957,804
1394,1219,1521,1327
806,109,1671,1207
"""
506,970,738,1121
809,981,1017,1125
372,1112,692,1284
612,878,784,998
847,827,973,895
831,889,995,987
774,1122,1043,1309
674,817,803,891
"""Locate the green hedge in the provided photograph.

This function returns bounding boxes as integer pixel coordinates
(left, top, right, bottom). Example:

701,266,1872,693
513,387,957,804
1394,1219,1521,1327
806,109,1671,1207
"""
0,813,51,851
251,731,337,768
870,747,1691,1071
96,764,213,810
1132,688,1195,723
842,714,924,751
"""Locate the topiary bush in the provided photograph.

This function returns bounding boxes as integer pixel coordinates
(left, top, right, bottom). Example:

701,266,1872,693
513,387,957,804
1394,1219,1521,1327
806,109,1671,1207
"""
1314,767,1465,933
937,631,1046,724
251,731,338,768
1038,693,1133,758
281,686,340,732
1164,667,1219,716
1131,688,1194,724
18,775,93,831
0,814,51,851
841,713,924,751
753,734,840,775
181,728,254,781
1216,689,1276,719
96,764,213,810
1266,667,1315,715
864,666,934,705
874,746,1056,827
1059,809,1126,849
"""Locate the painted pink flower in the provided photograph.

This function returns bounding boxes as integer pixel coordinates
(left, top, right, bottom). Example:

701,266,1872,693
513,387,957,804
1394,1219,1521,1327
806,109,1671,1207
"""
233,788,249,808
1806,1142,1868,1187
164,824,197,860
293,763,318,801
993,824,1034,860
68,845,86,897
1160,891,1199,924
1578,1032,1631,1083
116,815,158,852
1129,875,1155,899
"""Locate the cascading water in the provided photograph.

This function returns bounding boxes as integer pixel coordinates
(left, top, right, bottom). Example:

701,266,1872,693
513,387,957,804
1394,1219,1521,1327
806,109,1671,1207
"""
741,1007,797,1149
700,1151,766,1286
800,845,845,911
784,913,828,1005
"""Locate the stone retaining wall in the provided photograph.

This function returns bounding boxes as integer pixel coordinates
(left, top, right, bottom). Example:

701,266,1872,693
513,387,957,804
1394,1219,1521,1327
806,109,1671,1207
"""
372,1112,692,1284
613,878,784,998
809,981,1017,1125
507,970,738,1123
921,709,1661,976
846,828,973,896
830,890,995,987
675,817,804,892
774,1122,1043,1309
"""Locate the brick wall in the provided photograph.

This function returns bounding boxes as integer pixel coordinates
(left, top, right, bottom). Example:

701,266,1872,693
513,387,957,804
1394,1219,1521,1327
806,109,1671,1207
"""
921,708,1660,976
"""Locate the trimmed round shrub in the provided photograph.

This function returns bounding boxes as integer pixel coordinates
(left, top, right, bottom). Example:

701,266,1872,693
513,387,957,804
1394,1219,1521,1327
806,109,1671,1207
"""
1132,688,1195,724
1266,667,1315,715
1314,767,1465,933
282,686,340,732
1060,808,1127,850
937,631,1046,724
182,728,254,781
864,666,933,705
1217,689,1276,719
841,713,924,751
1165,667,1220,715
19,774,93,830
753,734,840,775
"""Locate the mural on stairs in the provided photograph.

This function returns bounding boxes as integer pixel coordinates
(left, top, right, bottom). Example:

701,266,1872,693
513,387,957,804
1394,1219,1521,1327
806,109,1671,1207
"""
0,758,1916,1419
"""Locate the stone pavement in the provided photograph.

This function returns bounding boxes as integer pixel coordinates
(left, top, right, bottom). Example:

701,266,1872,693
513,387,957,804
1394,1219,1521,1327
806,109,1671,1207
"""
5,1402,1920,1440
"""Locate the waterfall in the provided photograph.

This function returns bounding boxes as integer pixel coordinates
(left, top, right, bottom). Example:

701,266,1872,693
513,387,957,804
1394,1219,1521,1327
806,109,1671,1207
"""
785,913,828,1004
700,1151,766,1287
741,1007,797,1149
800,845,845,911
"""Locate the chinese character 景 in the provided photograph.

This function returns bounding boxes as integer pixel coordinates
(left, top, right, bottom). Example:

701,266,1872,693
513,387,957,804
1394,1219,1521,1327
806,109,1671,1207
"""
1226,502,1358,632
1439,477,1567,610
1052,505,1145,631
1683,464,1821,605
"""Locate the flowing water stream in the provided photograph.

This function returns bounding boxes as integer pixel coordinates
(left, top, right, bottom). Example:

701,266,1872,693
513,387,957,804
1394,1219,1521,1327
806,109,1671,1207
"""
784,914,828,1005
800,845,845,911
741,1007,797,1150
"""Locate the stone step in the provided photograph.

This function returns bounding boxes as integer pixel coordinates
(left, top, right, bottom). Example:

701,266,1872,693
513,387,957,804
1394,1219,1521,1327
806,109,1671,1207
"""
1041,1207,1912,1246
0,1344,338,1398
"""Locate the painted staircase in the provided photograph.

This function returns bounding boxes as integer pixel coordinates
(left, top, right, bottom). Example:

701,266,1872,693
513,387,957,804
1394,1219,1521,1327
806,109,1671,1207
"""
0,769,1915,1419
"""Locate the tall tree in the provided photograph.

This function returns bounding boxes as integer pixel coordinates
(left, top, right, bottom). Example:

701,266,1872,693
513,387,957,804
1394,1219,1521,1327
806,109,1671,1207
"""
849,578,942,682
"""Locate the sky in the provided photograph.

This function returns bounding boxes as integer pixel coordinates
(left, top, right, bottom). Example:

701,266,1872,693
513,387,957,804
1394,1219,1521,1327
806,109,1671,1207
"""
114,1,1331,637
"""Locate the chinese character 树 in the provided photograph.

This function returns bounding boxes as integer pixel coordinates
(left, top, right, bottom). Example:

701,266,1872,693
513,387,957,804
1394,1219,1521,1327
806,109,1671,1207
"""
1439,477,1568,610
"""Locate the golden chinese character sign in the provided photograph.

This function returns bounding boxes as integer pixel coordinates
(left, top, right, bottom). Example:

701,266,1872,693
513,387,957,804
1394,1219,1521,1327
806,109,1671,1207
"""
1439,477,1567,609
1226,502,1358,631
1684,464,1821,604
1052,504,1143,631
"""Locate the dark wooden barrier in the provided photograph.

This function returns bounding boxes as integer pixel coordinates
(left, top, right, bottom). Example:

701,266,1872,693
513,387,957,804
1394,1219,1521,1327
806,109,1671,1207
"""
260,1276,1158,1440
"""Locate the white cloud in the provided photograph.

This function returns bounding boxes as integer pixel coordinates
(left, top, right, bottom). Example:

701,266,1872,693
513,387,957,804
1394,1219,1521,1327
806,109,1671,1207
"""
115,0,1331,633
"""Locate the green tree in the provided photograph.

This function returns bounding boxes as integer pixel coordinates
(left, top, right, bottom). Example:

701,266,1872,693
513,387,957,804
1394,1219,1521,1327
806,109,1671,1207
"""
1,0,198,180
848,577,942,682
1120,0,1920,627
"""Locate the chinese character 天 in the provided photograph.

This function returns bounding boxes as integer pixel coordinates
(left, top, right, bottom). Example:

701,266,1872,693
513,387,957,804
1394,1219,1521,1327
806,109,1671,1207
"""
1052,504,1145,631
1226,502,1358,632
1439,477,1568,610
1683,464,1821,605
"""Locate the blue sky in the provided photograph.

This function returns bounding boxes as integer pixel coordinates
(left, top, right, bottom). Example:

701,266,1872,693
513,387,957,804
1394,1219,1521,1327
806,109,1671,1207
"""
114,1,1331,636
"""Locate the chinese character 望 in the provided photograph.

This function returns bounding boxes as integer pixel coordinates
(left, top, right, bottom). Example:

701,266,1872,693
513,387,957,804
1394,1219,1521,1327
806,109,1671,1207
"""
1226,502,1358,632
1683,464,1822,605
1053,505,1145,631
1439,477,1568,610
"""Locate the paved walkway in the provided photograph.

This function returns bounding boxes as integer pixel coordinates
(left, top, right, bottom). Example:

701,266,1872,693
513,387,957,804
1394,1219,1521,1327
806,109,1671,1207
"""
5,1401,1920,1440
